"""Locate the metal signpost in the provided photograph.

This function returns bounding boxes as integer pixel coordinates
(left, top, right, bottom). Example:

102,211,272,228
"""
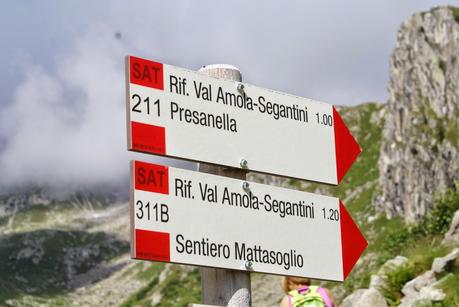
130,161,367,282
125,55,367,306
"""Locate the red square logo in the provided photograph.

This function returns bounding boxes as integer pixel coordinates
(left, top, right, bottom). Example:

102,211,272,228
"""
135,229,170,262
134,161,169,195
129,56,164,90
131,121,166,155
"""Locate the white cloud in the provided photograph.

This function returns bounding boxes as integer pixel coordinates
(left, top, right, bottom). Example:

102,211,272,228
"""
0,25,192,191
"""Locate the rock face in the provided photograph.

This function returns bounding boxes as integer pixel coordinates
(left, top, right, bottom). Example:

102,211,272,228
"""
369,256,409,290
431,248,459,273
398,249,459,306
399,270,441,307
443,209,459,245
401,270,436,298
376,6,459,223
341,288,387,307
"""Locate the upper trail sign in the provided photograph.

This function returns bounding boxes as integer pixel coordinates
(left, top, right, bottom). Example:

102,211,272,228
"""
126,55,360,185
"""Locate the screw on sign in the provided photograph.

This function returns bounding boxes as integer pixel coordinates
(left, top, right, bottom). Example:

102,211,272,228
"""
125,55,361,186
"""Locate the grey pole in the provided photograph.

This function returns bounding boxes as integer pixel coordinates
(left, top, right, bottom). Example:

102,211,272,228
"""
197,64,252,307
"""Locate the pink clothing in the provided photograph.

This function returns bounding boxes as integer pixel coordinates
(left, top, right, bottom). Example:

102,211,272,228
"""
288,286,333,307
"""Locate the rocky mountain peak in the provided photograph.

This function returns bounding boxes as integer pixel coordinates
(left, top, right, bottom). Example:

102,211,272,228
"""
376,6,459,223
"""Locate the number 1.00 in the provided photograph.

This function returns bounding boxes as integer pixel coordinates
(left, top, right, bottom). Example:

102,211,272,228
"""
316,113,333,126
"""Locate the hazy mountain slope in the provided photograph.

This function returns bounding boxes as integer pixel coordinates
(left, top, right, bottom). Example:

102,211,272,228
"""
0,191,129,305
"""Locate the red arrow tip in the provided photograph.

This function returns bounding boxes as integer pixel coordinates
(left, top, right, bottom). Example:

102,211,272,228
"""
333,107,361,184
340,201,367,280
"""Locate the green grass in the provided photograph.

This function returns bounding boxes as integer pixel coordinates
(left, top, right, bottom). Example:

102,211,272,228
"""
348,184,378,218
437,272,459,306
0,215,8,227
444,116,458,148
138,262,166,281
341,266,373,295
3,294,70,306
367,216,405,257
380,261,418,306
9,204,51,230
412,103,459,151
450,6,459,24
117,261,166,285
400,237,448,272
120,265,201,307
438,58,447,74
115,262,166,307
158,267,201,307
120,276,161,307
336,103,384,197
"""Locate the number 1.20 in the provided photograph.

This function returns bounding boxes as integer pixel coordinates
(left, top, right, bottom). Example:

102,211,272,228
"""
322,208,339,221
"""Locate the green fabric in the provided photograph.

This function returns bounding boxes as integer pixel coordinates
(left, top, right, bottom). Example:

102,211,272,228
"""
288,286,325,307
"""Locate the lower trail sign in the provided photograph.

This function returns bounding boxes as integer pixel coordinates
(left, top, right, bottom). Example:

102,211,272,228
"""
130,160,367,282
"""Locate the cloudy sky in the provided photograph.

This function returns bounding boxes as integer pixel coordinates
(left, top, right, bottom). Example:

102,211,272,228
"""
0,0,456,192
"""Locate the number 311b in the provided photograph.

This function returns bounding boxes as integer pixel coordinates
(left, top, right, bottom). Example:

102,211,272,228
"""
136,200,169,222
